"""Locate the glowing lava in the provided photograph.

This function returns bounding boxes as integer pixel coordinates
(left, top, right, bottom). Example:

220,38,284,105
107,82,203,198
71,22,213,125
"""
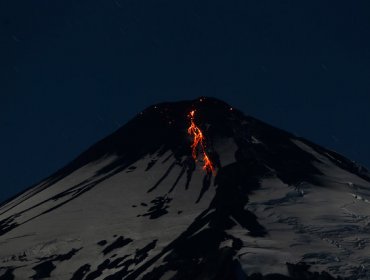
187,110,215,174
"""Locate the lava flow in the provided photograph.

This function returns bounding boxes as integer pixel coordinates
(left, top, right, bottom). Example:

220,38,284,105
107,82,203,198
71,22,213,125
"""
187,110,215,174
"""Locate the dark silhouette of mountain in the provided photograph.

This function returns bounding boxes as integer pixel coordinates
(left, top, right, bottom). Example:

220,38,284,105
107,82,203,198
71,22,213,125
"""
0,97,368,279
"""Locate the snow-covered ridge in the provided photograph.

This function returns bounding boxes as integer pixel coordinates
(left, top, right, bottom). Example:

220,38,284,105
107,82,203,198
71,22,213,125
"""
0,97,369,280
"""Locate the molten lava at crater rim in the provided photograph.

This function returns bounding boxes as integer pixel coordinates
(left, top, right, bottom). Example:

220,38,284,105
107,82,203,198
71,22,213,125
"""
187,110,215,174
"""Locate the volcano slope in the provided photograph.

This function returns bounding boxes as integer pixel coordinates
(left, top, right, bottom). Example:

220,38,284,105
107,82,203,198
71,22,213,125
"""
0,97,369,280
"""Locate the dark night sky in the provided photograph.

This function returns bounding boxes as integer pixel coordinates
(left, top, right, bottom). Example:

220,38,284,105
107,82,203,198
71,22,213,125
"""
1,0,370,201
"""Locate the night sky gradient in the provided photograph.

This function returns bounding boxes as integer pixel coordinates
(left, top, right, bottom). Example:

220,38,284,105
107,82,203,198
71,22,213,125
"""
1,0,370,201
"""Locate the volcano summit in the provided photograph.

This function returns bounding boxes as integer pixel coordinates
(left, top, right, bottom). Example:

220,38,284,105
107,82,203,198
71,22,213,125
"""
0,97,370,280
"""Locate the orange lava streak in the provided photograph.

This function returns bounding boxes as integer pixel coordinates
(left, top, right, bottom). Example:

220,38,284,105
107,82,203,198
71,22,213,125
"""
188,110,215,174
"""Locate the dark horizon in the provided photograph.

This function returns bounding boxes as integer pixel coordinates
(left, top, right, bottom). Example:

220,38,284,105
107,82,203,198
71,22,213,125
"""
1,0,370,201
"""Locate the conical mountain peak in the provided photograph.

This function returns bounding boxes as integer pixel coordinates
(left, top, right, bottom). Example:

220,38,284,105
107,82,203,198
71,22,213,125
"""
0,98,369,279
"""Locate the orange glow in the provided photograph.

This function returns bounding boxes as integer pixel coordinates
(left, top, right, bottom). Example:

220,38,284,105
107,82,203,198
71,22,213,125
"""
187,110,215,174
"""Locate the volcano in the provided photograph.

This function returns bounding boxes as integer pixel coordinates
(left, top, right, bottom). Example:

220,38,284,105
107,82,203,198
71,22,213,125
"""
1,97,370,280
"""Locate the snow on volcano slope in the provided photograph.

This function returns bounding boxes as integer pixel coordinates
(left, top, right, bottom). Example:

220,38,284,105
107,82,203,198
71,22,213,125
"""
0,97,370,280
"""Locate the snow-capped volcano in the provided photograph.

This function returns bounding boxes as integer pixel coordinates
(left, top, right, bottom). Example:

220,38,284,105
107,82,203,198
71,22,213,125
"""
1,97,370,280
